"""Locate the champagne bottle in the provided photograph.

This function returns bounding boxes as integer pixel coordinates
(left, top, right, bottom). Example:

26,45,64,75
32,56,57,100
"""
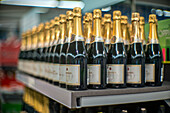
66,7,87,90
121,15,130,53
25,30,32,74
47,19,55,83
59,14,67,88
101,17,105,38
104,14,111,53
83,15,86,37
140,17,146,51
84,13,92,51
53,17,60,85
145,14,162,86
32,26,38,77
60,105,68,113
107,11,127,88
87,9,107,89
127,12,145,87
37,23,45,79
19,32,26,72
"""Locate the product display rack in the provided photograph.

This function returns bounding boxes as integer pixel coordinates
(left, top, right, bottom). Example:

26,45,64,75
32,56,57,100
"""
17,72,170,109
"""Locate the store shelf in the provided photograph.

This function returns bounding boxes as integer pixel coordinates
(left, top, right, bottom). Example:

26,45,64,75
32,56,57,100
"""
17,72,170,109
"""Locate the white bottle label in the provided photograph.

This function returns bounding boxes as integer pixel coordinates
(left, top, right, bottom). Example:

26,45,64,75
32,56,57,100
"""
107,64,124,84
53,64,59,82
161,65,164,82
87,64,101,85
127,65,141,84
59,64,66,83
145,64,155,82
39,62,42,77
48,63,53,80
66,65,80,85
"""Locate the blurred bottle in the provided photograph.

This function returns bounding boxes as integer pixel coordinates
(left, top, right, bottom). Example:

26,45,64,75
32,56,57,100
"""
87,9,107,89
127,12,145,87
107,11,127,88
145,14,163,86
158,105,165,113
53,17,60,86
66,7,87,90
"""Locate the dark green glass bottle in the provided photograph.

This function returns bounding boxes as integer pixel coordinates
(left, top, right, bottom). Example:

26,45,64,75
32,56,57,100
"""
59,14,67,88
87,9,107,89
107,11,127,88
145,14,163,86
66,7,87,90
127,13,145,87
53,17,60,86
140,17,147,52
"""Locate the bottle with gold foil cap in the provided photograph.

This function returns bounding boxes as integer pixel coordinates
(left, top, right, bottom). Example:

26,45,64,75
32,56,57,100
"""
84,12,92,51
87,9,107,89
83,15,86,37
127,12,145,87
58,14,67,88
140,16,146,51
47,19,56,83
66,7,87,90
44,22,51,81
145,14,162,86
104,14,111,53
60,11,73,88
107,11,127,88
101,17,105,38
53,17,61,86
32,26,40,78
37,23,45,79
121,15,130,52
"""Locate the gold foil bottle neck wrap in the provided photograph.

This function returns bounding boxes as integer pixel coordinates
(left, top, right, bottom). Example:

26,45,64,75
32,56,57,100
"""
50,19,55,28
121,16,128,24
140,16,145,25
54,17,60,25
104,14,111,23
22,32,26,39
37,23,44,32
149,14,157,23
93,9,102,19
66,11,73,20
59,14,66,23
45,22,50,30
32,26,37,35
85,13,92,21
131,12,140,21
113,10,121,20
73,7,82,17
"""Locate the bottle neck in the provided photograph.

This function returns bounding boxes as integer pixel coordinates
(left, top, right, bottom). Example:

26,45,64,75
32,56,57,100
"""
132,20,141,43
93,18,102,37
38,30,44,48
54,25,60,44
66,20,73,42
104,22,111,44
27,35,32,50
113,19,123,43
45,29,50,47
86,21,92,43
73,17,83,36
122,23,129,45
21,38,26,51
50,27,55,45
149,22,159,44
140,25,146,45
60,22,66,44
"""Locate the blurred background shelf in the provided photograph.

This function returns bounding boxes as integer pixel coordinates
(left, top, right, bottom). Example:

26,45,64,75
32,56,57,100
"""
17,72,170,109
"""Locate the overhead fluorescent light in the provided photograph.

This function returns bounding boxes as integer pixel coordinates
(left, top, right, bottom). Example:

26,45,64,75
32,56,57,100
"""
0,0,58,8
58,1,85,9
102,6,111,12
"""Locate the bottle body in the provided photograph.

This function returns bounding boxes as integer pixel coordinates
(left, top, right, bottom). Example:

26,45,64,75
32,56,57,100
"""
107,42,127,88
66,39,87,90
88,41,107,89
